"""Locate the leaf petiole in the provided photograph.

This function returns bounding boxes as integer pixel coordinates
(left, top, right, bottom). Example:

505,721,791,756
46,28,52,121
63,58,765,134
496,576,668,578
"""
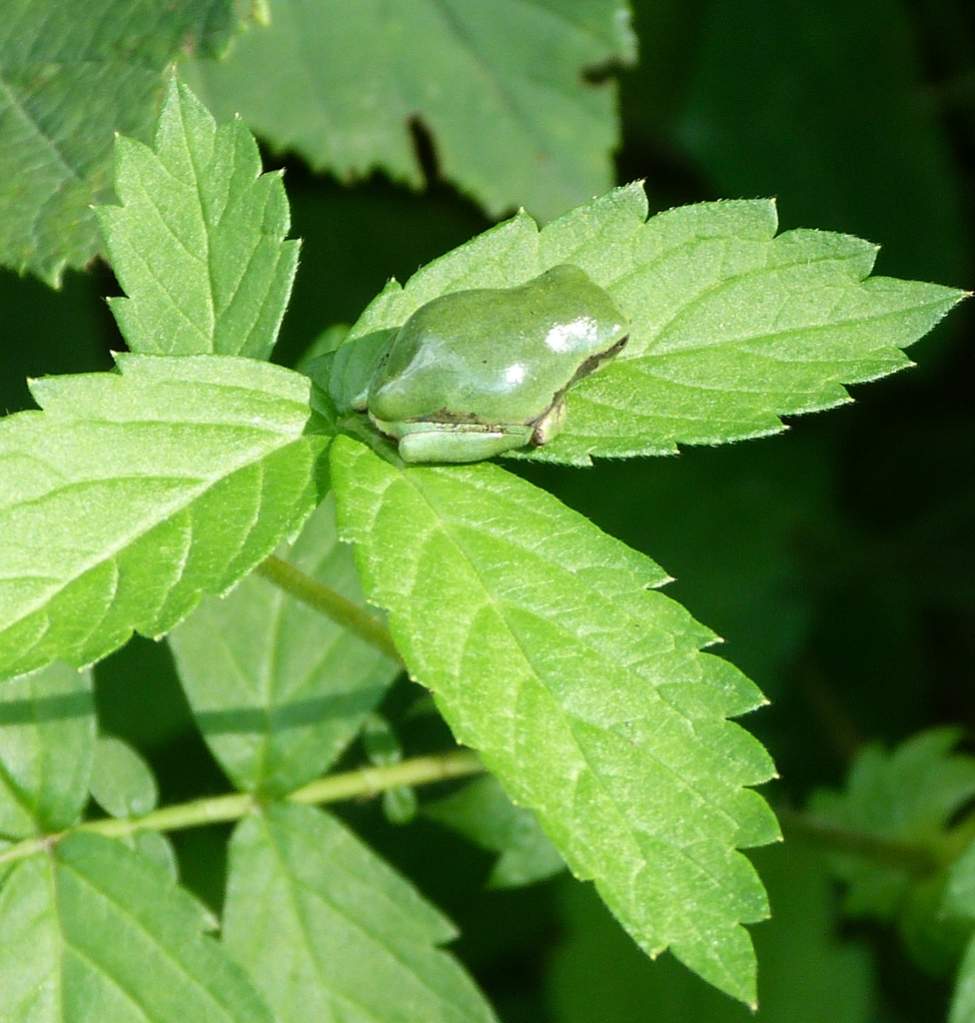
0,751,482,868
256,554,403,663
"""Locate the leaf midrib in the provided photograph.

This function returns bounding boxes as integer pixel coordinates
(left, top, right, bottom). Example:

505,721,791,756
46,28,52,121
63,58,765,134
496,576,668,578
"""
258,809,480,1022
374,458,745,945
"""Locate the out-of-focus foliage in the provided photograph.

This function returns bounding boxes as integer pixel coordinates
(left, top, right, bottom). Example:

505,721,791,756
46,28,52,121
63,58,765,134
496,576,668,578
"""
811,730,975,921
0,663,94,836
183,0,636,222
425,776,564,889
0,0,259,284
171,498,399,797
811,731,975,979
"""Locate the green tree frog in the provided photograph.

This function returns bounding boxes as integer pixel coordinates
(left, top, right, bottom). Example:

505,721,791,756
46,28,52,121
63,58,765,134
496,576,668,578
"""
330,264,629,463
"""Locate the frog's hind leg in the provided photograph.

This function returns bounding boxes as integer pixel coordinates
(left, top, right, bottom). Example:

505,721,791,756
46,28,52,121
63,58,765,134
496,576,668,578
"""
398,426,531,464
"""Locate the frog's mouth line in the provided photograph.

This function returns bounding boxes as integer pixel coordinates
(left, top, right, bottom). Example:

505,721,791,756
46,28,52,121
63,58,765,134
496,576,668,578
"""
567,333,629,389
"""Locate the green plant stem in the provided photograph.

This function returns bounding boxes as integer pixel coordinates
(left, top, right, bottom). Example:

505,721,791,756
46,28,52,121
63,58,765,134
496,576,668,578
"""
0,750,482,868
256,554,403,663
779,808,940,873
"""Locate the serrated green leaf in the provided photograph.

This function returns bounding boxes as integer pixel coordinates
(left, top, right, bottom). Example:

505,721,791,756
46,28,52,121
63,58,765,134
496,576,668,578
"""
811,729,975,920
0,0,255,285
547,844,876,1023
425,775,564,889
336,183,965,465
0,663,94,838
331,435,778,1004
223,802,498,1022
0,832,272,1021
170,497,398,796
182,0,635,221
97,80,299,359
0,354,328,681
90,735,158,818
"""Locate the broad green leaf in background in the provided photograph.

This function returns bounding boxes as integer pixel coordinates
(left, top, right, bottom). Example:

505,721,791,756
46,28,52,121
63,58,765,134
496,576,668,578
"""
0,832,272,1022
97,81,299,360
810,729,975,920
332,435,778,1004
170,497,399,796
0,662,93,838
337,183,965,465
546,844,876,1023
425,775,564,888
183,0,636,221
0,0,258,285
223,803,498,1022
89,735,158,818
0,354,328,681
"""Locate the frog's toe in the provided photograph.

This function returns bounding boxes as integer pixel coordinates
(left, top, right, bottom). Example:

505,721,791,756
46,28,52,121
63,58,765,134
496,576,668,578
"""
531,400,566,446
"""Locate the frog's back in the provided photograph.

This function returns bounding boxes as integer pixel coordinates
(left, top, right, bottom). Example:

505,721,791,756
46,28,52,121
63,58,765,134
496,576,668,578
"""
368,265,626,427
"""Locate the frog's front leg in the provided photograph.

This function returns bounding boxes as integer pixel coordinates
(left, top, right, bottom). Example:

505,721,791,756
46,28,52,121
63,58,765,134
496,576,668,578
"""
375,420,534,464
530,398,566,446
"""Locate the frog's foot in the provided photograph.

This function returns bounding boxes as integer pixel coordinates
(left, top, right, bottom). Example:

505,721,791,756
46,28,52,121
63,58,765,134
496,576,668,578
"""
397,425,532,464
531,399,566,446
